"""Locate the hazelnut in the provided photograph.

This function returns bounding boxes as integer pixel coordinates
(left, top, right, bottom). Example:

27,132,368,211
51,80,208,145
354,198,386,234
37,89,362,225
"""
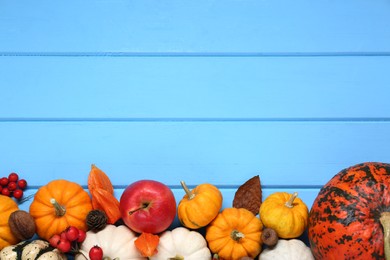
261,227,279,247
8,210,36,240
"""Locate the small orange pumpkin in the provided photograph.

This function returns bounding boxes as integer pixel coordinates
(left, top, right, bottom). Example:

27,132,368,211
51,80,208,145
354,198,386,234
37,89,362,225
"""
0,195,20,250
206,207,263,259
29,179,93,241
178,181,222,229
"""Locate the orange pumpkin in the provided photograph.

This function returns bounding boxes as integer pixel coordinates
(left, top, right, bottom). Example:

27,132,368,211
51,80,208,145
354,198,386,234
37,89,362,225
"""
29,179,93,241
178,181,222,229
206,207,263,259
0,195,20,250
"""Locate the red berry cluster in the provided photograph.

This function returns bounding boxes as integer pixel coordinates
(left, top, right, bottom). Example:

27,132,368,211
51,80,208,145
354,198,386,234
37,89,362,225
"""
0,172,27,200
49,226,86,253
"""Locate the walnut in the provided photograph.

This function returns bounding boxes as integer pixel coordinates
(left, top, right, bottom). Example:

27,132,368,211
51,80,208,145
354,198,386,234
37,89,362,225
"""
8,210,36,240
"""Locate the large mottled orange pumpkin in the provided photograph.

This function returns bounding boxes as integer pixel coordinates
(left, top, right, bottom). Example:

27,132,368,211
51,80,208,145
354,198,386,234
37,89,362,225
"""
309,162,390,260
29,179,93,241
0,195,20,250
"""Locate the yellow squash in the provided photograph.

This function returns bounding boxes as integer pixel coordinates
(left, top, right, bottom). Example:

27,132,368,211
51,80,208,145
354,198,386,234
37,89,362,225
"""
260,192,309,239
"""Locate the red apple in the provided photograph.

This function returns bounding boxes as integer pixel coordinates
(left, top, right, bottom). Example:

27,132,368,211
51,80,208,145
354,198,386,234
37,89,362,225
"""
119,179,177,234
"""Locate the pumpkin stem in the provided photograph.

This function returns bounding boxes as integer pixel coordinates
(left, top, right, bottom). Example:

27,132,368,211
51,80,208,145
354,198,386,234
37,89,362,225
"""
285,192,298,208
380,212,390,260
50,198,66,216
231,229,245,241
180,181,195,200
168,255,184,260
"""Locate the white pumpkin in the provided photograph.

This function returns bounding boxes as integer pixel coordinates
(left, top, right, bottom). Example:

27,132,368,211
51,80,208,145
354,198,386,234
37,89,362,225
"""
259,239,314,260
75,225,146,260
150,227,211,260
0,240,66,260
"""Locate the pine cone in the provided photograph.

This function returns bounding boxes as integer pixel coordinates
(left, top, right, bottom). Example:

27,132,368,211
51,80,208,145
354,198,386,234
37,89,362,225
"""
86,210,108,232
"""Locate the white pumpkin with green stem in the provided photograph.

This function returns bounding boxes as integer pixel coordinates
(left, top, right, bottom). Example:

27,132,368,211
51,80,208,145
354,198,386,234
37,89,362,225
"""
150,227,211,260
259,239,314,260
75,225,146,260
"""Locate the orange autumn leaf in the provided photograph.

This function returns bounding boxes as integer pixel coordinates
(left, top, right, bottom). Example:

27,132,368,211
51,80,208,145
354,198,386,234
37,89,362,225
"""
134,232,160,257
91,188,121,224
88,164,114,194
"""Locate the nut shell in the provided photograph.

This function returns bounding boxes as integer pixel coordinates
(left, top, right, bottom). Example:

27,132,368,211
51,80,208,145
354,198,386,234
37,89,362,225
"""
233,175,262,215
8,210,36,240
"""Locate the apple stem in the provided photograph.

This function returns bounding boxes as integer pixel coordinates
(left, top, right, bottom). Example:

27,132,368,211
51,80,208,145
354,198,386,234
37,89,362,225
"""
180,181,195,200
129,202,150,215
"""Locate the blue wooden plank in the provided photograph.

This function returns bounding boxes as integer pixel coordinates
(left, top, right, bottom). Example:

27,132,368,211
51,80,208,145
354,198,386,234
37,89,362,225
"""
1,122,389,187
1,0,390,53
1,56,390,119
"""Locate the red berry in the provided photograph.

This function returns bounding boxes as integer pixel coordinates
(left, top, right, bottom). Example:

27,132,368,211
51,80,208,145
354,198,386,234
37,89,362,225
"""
1,187,10,196
17,179,27,190
0,186,2,193
0,177,8,187
60,231,68,241
57,238,72,253
8,173,19,182
77,229,87,243
7,181,17,191
89,245,103,260
49,234,61,247
13,189,23,200
65,226,79,242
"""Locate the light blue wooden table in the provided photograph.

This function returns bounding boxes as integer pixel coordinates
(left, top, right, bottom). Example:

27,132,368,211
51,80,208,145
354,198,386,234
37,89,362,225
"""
1,0,390,225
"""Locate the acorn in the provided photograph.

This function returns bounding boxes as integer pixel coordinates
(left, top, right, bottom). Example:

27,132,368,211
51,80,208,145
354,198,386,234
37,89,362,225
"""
8,210,36,240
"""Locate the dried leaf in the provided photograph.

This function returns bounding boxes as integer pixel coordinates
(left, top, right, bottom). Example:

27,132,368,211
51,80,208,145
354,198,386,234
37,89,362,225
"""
134,232,160,257
232,175,262,215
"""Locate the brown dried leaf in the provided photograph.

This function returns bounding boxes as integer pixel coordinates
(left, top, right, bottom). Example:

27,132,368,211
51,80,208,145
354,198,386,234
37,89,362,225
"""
233,175,262,216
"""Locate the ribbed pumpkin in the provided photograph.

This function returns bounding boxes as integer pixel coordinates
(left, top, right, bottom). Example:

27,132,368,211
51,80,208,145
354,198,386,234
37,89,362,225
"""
260,192,309,239
0,195,20,250
206,207,263,260
29,179,93,241
178,181,222,229
309,162,390,259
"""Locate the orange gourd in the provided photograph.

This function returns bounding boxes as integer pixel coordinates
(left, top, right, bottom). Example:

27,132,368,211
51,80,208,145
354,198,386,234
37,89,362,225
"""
0,195,20,250
29,179,92,241
206,207,263,260
178,181,222,229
